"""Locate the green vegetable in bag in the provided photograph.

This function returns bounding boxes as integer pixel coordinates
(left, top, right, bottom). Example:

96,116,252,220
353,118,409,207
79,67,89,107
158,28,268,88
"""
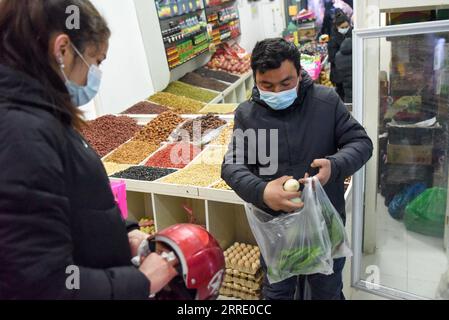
404,187,447,238
268,246,325,280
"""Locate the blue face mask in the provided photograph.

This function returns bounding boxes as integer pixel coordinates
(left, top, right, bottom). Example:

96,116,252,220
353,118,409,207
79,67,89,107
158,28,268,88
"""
258,83,299,111
60,44,102,107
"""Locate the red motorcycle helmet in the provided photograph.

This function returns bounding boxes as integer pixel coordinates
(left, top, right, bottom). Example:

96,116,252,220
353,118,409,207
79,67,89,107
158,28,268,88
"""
155,224,225,300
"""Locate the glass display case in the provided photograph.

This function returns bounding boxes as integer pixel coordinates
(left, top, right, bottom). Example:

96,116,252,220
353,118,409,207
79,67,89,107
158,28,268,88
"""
352,20,449,300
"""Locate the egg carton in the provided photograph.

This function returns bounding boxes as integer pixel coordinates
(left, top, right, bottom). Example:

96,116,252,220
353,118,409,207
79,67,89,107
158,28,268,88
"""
225,268,263,281
221,281,261,295
224,274,263,291
219,287,261,300
224,242,261,275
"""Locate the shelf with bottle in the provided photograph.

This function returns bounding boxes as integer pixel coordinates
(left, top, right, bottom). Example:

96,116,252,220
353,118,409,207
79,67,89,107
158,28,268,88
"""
204,0,236,9
156,0,205,20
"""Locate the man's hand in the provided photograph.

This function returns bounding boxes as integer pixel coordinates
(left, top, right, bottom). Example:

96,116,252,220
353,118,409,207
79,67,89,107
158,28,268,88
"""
311,159,332,186
263,176,304,213
128,229,149,257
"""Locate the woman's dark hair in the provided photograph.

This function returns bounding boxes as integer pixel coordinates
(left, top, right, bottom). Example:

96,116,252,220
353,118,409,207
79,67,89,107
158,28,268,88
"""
0,0,110,129
334,9,350,27
251,38,301,77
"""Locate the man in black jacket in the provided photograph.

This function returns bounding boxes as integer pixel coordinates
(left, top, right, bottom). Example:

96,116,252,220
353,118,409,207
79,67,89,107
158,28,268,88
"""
221,38,373,300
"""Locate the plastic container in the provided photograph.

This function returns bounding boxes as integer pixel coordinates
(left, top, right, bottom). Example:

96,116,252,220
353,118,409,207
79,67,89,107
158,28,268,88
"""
110,180,128,220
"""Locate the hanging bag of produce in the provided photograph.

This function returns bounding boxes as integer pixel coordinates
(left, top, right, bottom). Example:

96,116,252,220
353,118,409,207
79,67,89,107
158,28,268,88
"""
404,187,447,238
244,177,334,284
312,177,353,259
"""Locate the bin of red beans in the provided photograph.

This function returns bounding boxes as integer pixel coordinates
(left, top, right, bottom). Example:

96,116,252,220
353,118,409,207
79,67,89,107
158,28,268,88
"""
145,143,202,169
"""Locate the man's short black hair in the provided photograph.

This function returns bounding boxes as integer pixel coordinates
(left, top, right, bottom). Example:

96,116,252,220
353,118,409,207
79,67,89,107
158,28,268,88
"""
251,38,301,76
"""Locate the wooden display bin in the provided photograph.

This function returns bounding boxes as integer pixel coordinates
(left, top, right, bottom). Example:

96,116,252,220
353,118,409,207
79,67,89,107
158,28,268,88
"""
152,194,206,231
206,201,256,250
126,191,154,223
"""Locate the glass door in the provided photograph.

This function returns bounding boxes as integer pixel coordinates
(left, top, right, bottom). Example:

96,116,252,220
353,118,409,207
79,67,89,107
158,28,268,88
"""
352,20,449,300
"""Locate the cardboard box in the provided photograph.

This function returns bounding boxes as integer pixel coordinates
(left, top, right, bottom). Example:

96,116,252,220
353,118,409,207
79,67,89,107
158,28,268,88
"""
387,144,433,165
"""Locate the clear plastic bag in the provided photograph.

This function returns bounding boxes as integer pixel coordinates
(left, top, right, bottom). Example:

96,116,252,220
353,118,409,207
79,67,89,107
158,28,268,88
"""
312,177,353,259
244,177,335,284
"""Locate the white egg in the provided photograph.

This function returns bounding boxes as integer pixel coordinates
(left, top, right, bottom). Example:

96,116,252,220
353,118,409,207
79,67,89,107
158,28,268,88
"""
283,179,300,192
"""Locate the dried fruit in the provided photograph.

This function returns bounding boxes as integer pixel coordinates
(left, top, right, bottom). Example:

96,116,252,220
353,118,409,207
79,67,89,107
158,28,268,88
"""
111,166,177,181
163,81,218,103
134,111,184,145
104,141,159,164
199,104,238,114
80,115,140,157
210,121,234,145
121,101,169,114
145,143,202,169
179,72,230,92
103,162,132,176
194,67,240,83
148,92,205,114
173,114,227,143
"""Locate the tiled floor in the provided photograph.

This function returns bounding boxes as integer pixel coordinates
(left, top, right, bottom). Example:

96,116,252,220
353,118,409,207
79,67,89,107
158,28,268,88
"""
360,193,448,299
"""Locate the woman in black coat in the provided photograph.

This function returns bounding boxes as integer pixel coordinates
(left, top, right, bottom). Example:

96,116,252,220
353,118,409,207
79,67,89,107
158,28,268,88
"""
327,9,352,101
0,0,177,299
335,37,353,103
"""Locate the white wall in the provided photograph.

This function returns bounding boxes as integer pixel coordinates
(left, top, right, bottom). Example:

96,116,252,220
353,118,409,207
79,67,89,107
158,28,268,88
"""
238,0,286,53
89,0,153,116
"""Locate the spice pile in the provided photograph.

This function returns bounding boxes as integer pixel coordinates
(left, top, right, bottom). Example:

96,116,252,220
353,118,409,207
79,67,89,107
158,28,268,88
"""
103,162,132,176
121,101,169,114
148,92,205,114
80,115,140,157
104,141,159,164
134,111,184,145
160,163,221,187
173,114,226,143
194,67,240,83
161,146,225,187
211,180,232,190
111,166,177,181
220,243,263,300
163,81,218,103
145,143,202,169
210,121,234,145
199,104,237,114
179,72,229,92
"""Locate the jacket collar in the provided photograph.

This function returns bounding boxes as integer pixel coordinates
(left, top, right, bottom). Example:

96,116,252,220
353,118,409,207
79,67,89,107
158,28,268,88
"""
0,64,72,124
251,69,314,111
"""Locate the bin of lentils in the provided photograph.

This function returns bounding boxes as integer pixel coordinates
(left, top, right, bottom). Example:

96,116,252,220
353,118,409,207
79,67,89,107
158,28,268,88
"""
121,101,169,114
80,115,140,158
134,111,184,145
145,143,202,169
112,166,177,182
104,140,159,165
148,92,205,114
179,72,229,92
174,114,227,143
163,81,218,103
194,67,240,83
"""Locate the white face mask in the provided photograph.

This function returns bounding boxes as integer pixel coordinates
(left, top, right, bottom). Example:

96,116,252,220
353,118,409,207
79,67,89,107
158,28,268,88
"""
338,27,350,35
59,44,103,107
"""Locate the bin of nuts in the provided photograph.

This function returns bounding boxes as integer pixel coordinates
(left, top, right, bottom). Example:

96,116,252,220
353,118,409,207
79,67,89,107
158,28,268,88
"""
172,114,227,144
133,111,184,145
